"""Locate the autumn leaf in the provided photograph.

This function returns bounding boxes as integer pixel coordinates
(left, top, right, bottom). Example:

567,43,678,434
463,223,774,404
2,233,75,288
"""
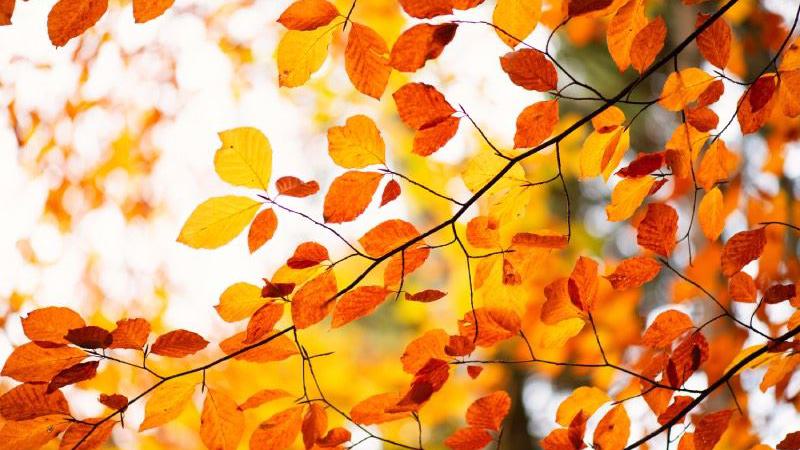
630,17,666,74
350,392,408,425
568,0,613,17
606,0,646,72
606,256,660,290
249,406,303,450
659,68,714,111
248,208,278,253
500,49,558,91
593,405,630,450
277,27,332,87
277,0,338,31
390,23,458,72
466,391,511,431
60,418,116,450
21,306,85,345
405,289,447,303
728,272,756,303
492,0,541,48
617,152,664,178
695,13,731,69
238,389,292,410
287,242,329,269
345,23,391,99
291,270,337,328
381,179,401,206
514,100,558,148
556,386,610,426
398,0,452,19
331,285,390,328
48,360,99,392
720,228,766,276
47,0,108,47
177,196,261,249
636,203,678,256
200,388,244,450
692,410,732,450
359,219,420,257
393,82,456,130
150,329,209,357
641,310,694,348
400,328,449,374
215,282,268,322
657,396,693,425
132,0,174,23
109,318,151,350
65,325,112,349
302,403,327,449
606,176,655,222
0,383,70,420
327,115,386,168
323,171,383,223
444,427,493,450
99,393,129,411
458,307,521,347
1,343,85,382
0,414,70,449
275,176,319,197
698,187,724,241
568,256,599,311
214,127,272,190
140,373,202,430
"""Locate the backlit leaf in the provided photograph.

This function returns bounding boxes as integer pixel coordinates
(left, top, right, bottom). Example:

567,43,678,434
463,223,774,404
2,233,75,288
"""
214,127,272,190
21,306,85,345
492,0,541,48
606,176,655,222
345,23,391,99
277,0,338,31
593,405,630,450
331,286,390,328
390,23,458,72
177,196,261,249
327,115,385,169
466,391,511,431
636,203,678,256
514,100,558,148
606,256,660,290
698,187,724,241
695,13,731,69
47,0,107,47
500,49,557,91
1,343,85,382
250,406,303,450
150,329,209,358
323,171,383,223
641,310,693,348
291,270,337,328
140,373,201,431
720,228,766,276
277,27,332,88
200,388,244,450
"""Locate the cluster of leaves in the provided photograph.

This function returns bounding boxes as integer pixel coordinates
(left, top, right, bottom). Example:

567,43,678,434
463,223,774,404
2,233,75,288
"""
2,0,800,449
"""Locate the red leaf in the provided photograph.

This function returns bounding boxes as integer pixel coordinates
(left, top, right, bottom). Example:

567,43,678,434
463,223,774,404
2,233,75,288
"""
380,179,401,206
276,176,320,197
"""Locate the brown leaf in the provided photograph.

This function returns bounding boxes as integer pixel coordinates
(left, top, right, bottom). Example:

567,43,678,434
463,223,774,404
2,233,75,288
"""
323,171,383,223
48,361,99,393
287,242,330,269
150,329,209,358
514,100,559,148
65,326,112,349
568,0,613,17
262,280,295,298
777,431,800,450
721,228,766,276
390,23,458,72
276,176,320,197
500,49,558,91
345,23,391,99
47,0,108,47
277,0,338,31
99,393,128,411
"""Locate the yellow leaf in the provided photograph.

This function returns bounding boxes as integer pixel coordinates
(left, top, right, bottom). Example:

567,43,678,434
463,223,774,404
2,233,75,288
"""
659,68,714,111
540,318,584,348
200,388,244,450
140,373,201,431
556,386,610,426
698,187,724,241
606,176,655,222
579,127,629,180
724,345,775,374
214,127,272,190
277,27,332,88
215,282,268,322
492,0,541,48
327,115,386,168
177,196,261,249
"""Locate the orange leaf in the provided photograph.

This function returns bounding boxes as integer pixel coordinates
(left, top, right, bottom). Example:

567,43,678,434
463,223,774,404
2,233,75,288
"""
692,410,732,450
238,389,291,410
641,310,694,349
500,49,558,91
394,358,450,412
384,244,430,287
0,0,13,25
659,68,714,111
698,187,724,241
350,392,408,425
514,100,559,148
21,307,85,345
359,219,420,257
0,383,70,421
657,395,693,425
199,389,244,450
606,176,655,222
412,115,460,156
393,82,456,130
248,208,278,253
287,242,330,269
219,331,297,363
400,328,449,374
48,360,99,393
606,256,660,290
720,228,766,276
291,270,337,328
1,343,85,382
65,326,112,349
511,233,568,249
243,303,284,344
728,271,756,303
445,335,476,357
59,417,116,450
444,427,493,450
132,0,173,23
250,406,303,450
466,216,499,249
737,76,777,134
150,329,209,357
302,403,327,450
465,391,511,431
323,171,382,223
458,307,521,347
398,0,453,19
568,256,599,311
99,393,128,411
380,179,401,206
318,427,351,447
593,405,630,450
556,386,610,426
109,318,151,350
636,203,678,256
331,286,390,328
276,176,320,197
591,106,625,133
47,0,108,47
606,0,646,72
277,0,338,31
686,106,719,132
630,17,666,74
405,289,447,303
542,278,582,324
345,23,391,99
390,23,458,72
695,13,731,69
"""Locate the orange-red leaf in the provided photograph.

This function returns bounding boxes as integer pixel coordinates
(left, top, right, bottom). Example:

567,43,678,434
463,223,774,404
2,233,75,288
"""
692,410,732,450
514,100,559,148
109,318,151,350
390,23,458,72
393,82,456,130
345,23,391,99
318,427,351,447
302,403,327,450
606,256,661,290
21,307,85,345
350,392,408,425
243,303,284,344
323,171,382,223
630,17,666,74
413,115,460,156
568,256,599,312
466,216,500,249
276,176,320,198
398,0,453,19
458,307,521,347
238,389,291,410
444,427,493,450
331,286,390,328
359,219,420,257
657,396,693,425
511,233,568,249
0,383,70,420
720,228,766,276
47,0,108,47
99,393,128,411
59,417,116,450
219,331,297,363
616,152,664,178
200,388,244,450
277,0,338,31
695,13,731,69
500,49,558,92
150,329,209,357
636,203,678,256
1,343,85,382
466,391,511,431
287,242,330,269
641,310,694,349
248,208,278,253
381,179,401,206
405,289,447,303
250,406,303,450
728,271,756,303
401,329,449,374
291,270,337,328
